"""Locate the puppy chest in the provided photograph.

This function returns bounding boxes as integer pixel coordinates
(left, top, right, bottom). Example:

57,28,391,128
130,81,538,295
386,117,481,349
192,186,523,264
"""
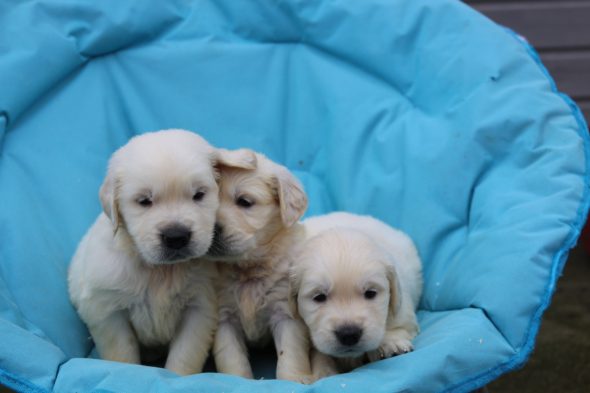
129,284,192,346
239,300,272,343
223,269,290,343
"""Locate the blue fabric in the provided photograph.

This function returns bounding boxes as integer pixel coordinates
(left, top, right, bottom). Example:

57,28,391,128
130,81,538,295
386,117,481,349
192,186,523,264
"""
0,0,588,392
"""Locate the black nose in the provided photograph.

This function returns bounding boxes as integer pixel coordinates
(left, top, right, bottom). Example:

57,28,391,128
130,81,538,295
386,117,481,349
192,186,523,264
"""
213,224,223,239
161,225,192,250
334,325,363,346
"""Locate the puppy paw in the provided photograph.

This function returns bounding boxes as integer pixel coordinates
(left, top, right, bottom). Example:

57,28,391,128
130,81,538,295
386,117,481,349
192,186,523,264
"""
311,351,338,380
278,372,315,384
367,337,413,362
313,368,337,381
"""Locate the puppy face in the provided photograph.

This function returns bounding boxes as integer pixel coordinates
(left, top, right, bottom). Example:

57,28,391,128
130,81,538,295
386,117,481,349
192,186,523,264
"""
208,154,307,260
99,129,255,265
292,230,399,358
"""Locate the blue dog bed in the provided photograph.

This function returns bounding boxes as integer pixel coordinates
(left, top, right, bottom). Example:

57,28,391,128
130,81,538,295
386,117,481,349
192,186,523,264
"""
0,0,588,392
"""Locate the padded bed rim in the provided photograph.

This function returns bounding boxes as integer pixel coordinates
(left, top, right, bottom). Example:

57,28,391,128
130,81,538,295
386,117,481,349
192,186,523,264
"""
0,369,46,393
443,29,590,393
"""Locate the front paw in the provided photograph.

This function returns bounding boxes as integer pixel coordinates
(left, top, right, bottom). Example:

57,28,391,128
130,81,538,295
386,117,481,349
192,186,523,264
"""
312,368,338,382
367,338,413,362
312,367,337,381
225,368,254,379
277,371,314,384
311,350,338,380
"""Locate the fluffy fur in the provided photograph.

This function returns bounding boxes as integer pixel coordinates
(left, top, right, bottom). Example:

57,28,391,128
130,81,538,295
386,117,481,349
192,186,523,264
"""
291,212,423,377
208,153,313,383
68,129,255,375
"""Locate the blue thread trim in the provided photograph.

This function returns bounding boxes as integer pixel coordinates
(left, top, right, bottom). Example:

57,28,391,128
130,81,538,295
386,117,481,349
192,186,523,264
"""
445,28,590,393
0,368,49,393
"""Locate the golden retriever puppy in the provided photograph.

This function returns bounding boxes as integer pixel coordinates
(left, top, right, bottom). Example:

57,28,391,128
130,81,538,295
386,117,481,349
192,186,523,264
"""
208,153,313,383
68,129,255,375
291,212,423,377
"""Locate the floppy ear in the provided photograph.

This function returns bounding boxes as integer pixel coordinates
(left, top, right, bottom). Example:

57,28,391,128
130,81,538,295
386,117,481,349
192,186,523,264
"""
288,267,301,320
274,166,308,227
213,148,257,171
99,173,121,232
386,263,403,318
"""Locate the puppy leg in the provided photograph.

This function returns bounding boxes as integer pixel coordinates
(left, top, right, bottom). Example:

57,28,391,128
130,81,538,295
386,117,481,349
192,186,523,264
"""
367,301,419,362
311,348,338,380
89,311,140,364
213,320,253,378
272,314,313,384
165,302,217,375
367,327,414,362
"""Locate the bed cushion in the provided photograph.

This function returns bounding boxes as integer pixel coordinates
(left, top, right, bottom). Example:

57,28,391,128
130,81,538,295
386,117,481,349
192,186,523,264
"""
0,0,587,392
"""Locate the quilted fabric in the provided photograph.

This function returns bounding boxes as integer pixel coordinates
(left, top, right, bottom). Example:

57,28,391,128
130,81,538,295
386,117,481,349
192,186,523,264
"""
0,0,588,392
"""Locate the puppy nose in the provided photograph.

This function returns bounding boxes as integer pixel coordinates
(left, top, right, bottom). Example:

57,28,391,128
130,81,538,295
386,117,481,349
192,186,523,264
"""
213,224,223,238
161,225,192,250
334,325,363,346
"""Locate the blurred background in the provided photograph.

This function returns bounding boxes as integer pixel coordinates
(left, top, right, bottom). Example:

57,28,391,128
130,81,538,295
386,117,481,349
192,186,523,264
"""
1,1,588,392
466,0,589,124
486,244,590,392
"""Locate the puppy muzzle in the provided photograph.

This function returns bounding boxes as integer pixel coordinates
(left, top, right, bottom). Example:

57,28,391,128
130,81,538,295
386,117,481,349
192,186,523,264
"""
160,225,192,250
156,224,198,263
334,324,363,347
324,324,370,358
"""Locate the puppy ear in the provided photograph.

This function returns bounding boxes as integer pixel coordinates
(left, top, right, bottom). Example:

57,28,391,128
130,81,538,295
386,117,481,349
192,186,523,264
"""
274,167,308,227
214,148,257,170
386,264,403,318
99,173,121,232
288,267,301,320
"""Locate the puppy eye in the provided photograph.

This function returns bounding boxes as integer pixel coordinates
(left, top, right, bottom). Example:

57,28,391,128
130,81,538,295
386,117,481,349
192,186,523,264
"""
364,289,378,300
236,196,254,208
137,197,152,207
313,293,327,303
193,191,206,202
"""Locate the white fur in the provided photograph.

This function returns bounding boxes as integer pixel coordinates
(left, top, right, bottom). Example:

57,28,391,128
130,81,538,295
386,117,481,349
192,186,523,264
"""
68,129,255,375
292,212,423,377
208,153,313,383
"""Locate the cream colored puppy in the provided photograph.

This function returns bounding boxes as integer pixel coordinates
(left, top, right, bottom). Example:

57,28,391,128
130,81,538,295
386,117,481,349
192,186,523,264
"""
291,212,423,377
68,129,255,375
208,153,313,383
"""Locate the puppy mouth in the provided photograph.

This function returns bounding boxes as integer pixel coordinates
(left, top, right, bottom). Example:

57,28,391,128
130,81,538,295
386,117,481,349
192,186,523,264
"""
157,247,197,264
320,339,371,359
314,337,367,359
330,346,366,359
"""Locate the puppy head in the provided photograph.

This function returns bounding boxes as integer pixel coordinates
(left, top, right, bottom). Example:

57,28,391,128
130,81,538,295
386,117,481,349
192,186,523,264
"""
99,129,255,265
290,229,401,358
208,153,307,260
